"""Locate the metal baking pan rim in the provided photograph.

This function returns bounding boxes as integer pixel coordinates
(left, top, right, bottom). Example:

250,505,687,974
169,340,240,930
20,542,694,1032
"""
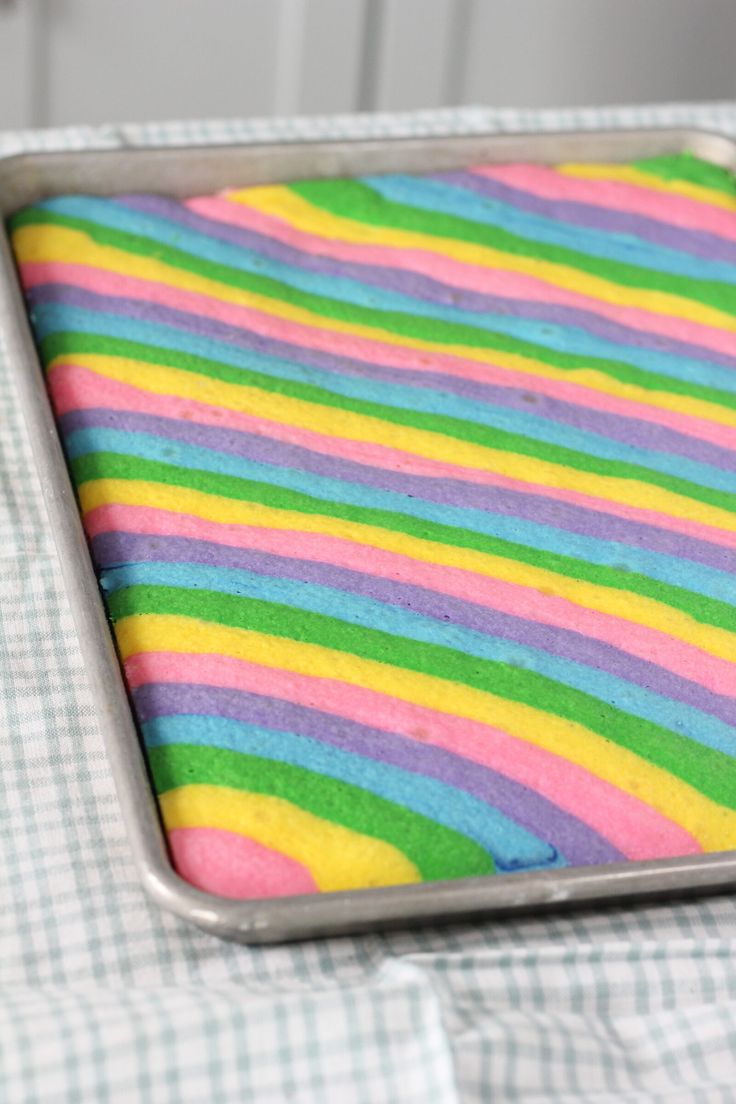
2,125,736,215
2,125,736,943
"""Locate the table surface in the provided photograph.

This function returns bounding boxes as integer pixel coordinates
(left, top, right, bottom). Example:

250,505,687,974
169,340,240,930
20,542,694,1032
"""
3,103,736,1104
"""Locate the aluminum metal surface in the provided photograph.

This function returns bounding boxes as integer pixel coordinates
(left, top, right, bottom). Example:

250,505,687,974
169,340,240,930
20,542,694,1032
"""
2,127,736,943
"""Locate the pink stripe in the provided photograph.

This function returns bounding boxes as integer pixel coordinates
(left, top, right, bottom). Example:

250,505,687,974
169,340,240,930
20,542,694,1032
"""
90,500,736,700
168,826,318,899
474,163,736,242
49,361,736,555
127,650,701,862
187,192,736,360
28,257,736,451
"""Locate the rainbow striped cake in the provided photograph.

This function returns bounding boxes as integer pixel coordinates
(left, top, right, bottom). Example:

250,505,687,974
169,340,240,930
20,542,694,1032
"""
9,151,736,900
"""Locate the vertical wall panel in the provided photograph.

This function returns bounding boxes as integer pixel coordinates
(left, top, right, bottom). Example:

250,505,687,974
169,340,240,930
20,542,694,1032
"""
442,0,474,108
0,3,37,128
366,0,460,111
461,0,736,109
297,0,368,115
273,0,308,115
42,0,284,127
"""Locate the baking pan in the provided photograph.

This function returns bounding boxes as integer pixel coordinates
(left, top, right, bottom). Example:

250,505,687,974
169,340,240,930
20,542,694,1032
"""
2,126,736,943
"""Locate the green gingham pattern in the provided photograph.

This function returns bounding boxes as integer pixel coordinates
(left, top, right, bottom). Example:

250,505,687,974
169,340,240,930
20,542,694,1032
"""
4,104,736,1103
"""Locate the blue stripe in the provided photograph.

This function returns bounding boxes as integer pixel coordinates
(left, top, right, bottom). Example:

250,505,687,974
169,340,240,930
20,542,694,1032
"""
37,195,736,394
142,713,562,871
37,303,736,494
67,426,736,606
362,173,736,286
106,560,736,755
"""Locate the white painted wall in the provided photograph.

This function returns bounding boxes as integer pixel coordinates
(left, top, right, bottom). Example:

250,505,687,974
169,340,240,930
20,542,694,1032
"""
0,0,734,129
0,1,36,128
461,0,736,110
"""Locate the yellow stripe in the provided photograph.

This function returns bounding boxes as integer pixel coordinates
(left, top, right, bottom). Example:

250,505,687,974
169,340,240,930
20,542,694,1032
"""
559,163,736,212
228,185,736,332
79,478,736,664
19,221,736,436
53,352,736,537
121,617,736,852
160,784,420,892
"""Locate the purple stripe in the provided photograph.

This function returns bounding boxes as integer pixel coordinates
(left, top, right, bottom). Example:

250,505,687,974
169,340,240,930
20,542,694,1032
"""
33,281,736,475
64,404,736,575
114,191,736,374
133,679,623,866
96,530,736,727
433,169,736,265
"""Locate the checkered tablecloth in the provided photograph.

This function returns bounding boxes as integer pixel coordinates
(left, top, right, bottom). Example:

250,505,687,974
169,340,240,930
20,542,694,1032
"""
3,103,736,1104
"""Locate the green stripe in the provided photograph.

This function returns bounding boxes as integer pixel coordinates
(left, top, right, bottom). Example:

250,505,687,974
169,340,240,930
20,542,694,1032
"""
148,742,494,881
290,178,736,313
45,329,736,514
18,207,736,409
72,450,736,631
634,153,736,198
116,584,736,810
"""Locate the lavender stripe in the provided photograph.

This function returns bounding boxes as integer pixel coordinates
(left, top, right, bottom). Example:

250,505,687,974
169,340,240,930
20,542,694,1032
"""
33,282,736,475
114,192,736,373
133,679,623,866
433,169,736,265
65,404,736,575
97,530,736,727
